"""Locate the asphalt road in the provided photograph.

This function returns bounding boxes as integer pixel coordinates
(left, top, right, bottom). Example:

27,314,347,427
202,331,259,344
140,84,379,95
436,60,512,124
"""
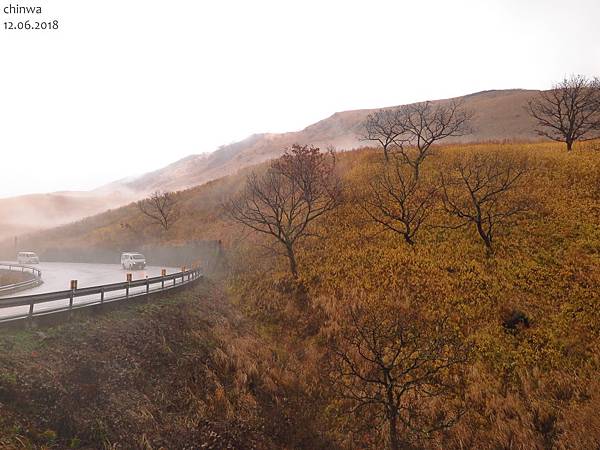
0,261,180,319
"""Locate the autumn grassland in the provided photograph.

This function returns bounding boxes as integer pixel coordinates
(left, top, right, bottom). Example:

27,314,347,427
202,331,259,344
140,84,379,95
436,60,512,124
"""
1,139,600,449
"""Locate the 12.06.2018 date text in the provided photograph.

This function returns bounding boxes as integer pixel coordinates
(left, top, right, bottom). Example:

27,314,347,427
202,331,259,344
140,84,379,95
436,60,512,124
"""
4,20,59,30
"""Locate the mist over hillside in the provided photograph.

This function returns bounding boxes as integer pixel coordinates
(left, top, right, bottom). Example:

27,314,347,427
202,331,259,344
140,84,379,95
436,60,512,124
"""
0,88,541,243
0,190,138,243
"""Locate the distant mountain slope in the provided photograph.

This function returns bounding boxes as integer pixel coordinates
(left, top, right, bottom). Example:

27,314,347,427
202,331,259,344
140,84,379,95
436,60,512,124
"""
0,190,136,242
1,89,541,241
120,89,540,193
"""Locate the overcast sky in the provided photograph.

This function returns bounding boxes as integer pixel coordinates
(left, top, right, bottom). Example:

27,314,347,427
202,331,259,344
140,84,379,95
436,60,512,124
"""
1,0,599,198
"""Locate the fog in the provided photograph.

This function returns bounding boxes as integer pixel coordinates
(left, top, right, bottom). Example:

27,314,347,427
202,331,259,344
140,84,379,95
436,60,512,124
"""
0,187,139,242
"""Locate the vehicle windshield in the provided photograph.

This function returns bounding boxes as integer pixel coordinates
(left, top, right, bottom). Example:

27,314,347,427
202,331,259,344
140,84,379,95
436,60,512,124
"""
132,255,145,260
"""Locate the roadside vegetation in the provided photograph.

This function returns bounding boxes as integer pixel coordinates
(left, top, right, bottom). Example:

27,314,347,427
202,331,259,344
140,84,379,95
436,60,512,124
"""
0,281,333,449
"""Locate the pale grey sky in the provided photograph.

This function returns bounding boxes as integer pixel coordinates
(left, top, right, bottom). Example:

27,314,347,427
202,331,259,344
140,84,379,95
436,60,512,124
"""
1,0,599,198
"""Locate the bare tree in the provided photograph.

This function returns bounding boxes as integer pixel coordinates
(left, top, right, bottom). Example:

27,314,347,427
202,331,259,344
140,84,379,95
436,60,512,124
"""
225,144,342,277
440,152,531,254
360,160,437,245
528,74,600,151
137,191,180,231
328,296,468,450
361,109,404,161
395,100,473,179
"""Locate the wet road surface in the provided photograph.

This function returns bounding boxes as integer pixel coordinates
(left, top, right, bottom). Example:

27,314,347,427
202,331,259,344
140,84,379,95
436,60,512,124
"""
0,261,180,319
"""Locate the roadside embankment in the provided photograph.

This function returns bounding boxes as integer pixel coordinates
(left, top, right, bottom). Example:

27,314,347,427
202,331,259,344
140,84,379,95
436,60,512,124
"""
0,280,317,449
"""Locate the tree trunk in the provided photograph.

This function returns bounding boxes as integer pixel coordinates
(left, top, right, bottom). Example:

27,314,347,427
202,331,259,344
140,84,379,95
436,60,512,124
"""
388,412,400,450
385,373,400,450
386,392,400,450
414,163,420,181
566,140,573,151
286,245,298,278
476,221,493,254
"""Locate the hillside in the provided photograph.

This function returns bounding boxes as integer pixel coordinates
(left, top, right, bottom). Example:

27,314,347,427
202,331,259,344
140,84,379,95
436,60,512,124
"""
1,89,541,243
1,141,600,448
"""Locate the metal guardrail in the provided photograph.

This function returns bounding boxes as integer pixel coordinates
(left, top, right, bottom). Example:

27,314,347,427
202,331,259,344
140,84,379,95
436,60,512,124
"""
0,264,43,295
0,267,202,324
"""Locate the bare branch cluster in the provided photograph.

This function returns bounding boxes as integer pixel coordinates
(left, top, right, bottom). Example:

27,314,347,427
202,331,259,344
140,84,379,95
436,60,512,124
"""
225,144,342,277
394,100,473,179
137,190,180,231
362,100,473,177
361,109,404,161
528,74,600,151
328,296,469,449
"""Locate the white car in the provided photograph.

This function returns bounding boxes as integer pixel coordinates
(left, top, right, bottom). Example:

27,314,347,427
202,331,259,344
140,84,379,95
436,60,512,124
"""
17,252,40,264
121,252,147,270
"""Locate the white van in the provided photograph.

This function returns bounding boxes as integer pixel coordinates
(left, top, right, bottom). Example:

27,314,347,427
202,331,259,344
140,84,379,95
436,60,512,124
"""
120,252,146,270
17,252,40,264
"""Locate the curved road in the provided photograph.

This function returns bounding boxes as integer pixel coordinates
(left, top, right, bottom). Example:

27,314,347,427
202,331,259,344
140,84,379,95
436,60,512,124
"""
0,261,178,298
0,261,180,320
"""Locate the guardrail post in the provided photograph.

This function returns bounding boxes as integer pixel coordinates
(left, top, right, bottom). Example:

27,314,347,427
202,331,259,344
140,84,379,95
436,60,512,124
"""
28,300,34,319
69,280,77,310
100,287,105,304
146,276,150,296
161,269,166,289
126,273,132,298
